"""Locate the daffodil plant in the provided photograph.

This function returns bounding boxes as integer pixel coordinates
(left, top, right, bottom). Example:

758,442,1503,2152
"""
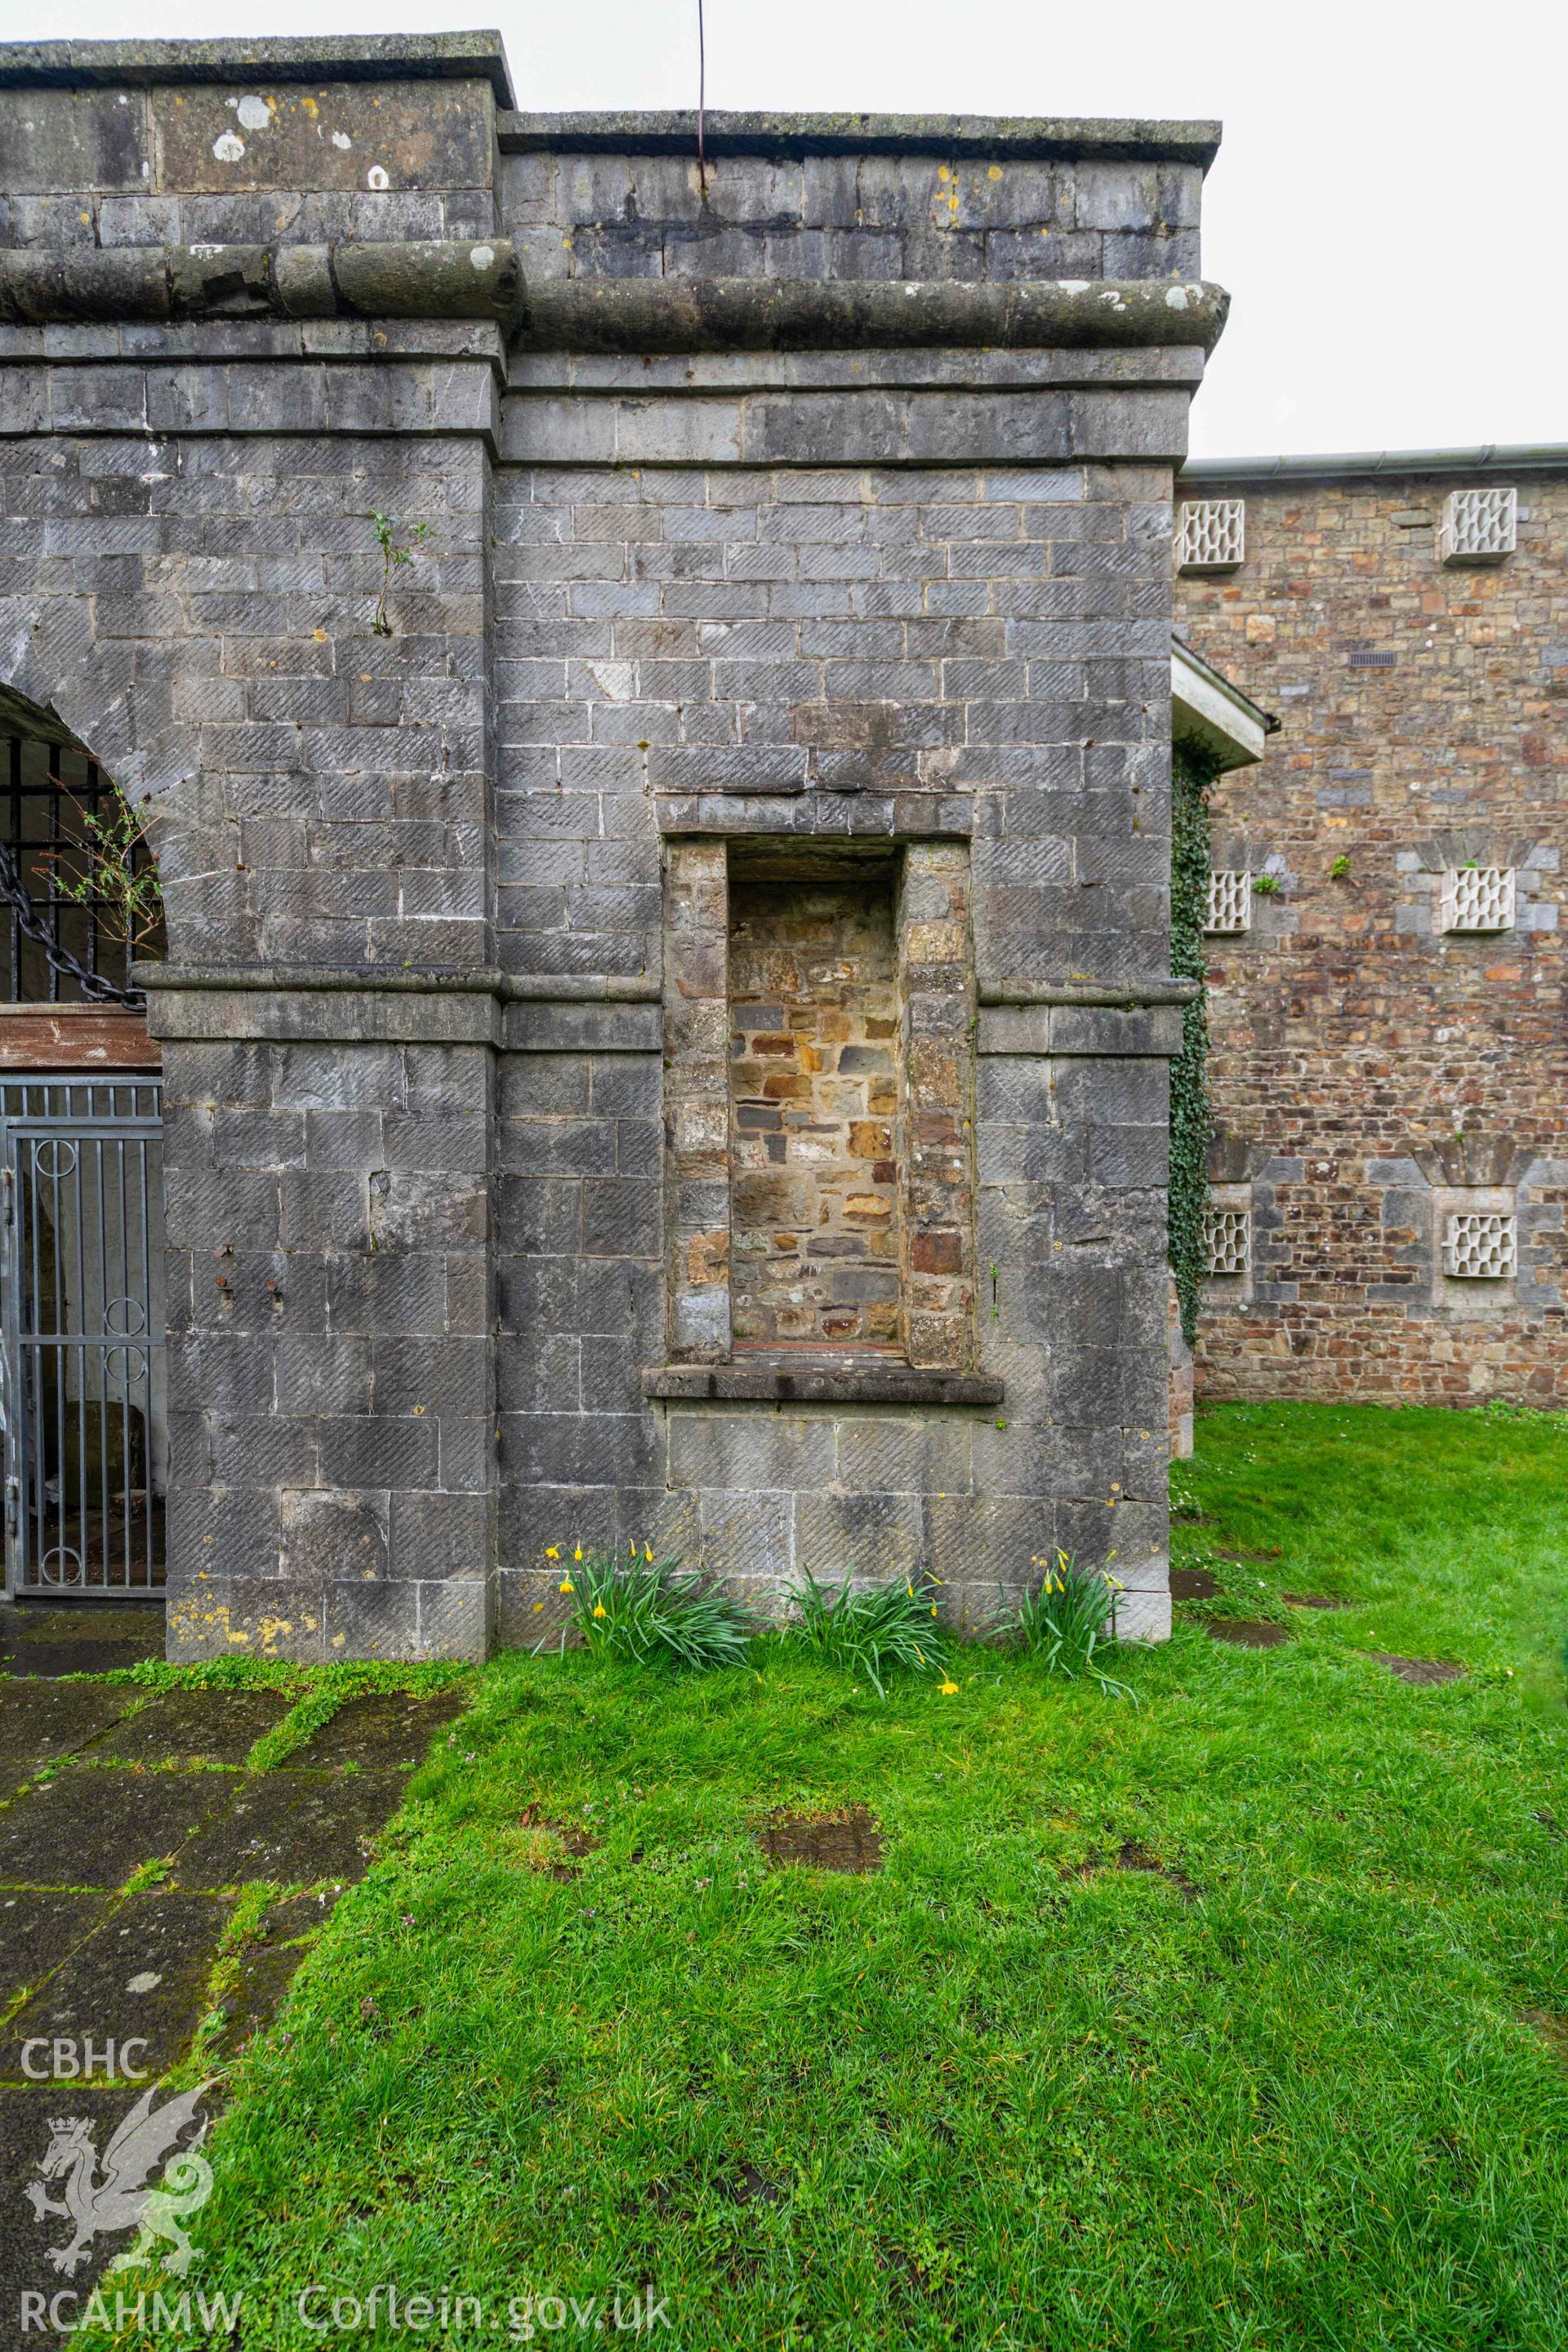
1002,1549,1135,1700
547,1540,751,1671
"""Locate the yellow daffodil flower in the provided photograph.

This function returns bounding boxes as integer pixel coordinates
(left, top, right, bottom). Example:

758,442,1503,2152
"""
558,1578,574,1595
545,1547,559,1560
593,1603,607,1619
938,1680,960,1696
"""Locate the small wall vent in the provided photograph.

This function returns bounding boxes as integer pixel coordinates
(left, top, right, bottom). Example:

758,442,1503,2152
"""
1177,498,1245,574
1437,487,1517,567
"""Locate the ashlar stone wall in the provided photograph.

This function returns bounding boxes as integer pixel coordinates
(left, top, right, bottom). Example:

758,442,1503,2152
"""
0,35,1222,1655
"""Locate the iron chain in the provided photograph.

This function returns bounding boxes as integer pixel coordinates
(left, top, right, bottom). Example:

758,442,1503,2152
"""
0,840,144,1007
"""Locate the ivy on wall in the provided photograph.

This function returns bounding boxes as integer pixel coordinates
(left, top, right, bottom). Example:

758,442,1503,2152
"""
1169,741,1221,1346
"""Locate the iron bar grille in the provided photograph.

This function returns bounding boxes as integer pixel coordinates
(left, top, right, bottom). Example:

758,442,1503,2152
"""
0,1079,165,1595
3,732,165,1003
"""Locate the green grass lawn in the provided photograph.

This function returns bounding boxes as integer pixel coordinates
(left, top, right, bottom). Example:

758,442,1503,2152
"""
170,1403,1568,2350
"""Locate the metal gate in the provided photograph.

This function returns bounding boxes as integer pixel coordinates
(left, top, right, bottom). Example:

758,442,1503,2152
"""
0,1079,165,1596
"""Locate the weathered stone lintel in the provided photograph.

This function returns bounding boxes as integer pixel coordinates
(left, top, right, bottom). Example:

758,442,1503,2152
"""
979,977,1200,1006
644,1362,1004,1408
516,277,1227,356
0,241,524,328
979,1002,1187,1058
654,795,976,839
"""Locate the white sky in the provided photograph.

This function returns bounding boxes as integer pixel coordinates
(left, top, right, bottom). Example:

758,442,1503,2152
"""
28,0,1565,459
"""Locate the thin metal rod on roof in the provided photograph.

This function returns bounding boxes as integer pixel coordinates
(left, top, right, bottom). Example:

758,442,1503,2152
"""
697,0,708,189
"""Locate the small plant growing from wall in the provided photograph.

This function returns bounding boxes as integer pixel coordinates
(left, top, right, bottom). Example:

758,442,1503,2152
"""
34,783,164,954
1252,872,1282,897
368,511,431,636
1329,854,1352,880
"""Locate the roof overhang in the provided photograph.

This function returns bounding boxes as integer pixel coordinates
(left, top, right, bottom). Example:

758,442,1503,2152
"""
1170,638,1275,771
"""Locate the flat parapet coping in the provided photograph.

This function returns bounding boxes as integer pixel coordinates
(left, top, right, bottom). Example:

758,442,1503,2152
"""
645,1363,1004,1409
499,109,1222,168
0,33,516,103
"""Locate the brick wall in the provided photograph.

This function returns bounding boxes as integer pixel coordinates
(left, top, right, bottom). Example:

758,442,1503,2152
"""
1175,469,1568,1404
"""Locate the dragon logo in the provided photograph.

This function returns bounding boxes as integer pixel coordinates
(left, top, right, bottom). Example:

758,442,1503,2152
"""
24,2081,216,2277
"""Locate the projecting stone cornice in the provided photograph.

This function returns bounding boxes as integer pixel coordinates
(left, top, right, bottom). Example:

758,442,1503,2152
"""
515,277,1227,355
0,243,1227,354
0,241,526,328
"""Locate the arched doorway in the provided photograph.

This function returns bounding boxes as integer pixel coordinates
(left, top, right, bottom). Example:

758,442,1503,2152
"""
0,687,167,1597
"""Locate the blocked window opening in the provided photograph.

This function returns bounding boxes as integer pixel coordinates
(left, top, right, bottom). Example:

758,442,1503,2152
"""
728,868,902,1352
1437,487,1517,567
1205,870,1253,933
1177,499,1245,573
1446,1211,1516,1279
1437,866,1515,933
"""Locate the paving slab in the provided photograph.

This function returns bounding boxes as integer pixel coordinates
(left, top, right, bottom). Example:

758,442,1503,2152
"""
0,2078,219,2314
92,1689,292,1769
0,1891,231,2084
289,1690,469,1770
206,1940,310,2061
1363,1650,1465,1686
173,1771,408,1891
1169,1566,1218,1601
0,1770,235,1891
1207,1619,1292,1650
0,1890,109,2011
0,1681,138,1766
0,1607,164,1646
258,1888,341,1942
758,1805,884,1874
1,1640,160,1679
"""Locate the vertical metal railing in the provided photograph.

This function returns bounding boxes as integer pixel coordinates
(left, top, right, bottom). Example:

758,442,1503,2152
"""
0,1078,164,1595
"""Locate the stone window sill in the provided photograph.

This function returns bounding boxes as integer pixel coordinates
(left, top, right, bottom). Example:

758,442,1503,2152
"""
644,1361,1004,1408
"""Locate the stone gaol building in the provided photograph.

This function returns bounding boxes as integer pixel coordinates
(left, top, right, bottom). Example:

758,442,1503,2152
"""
0,32,1253,1658
1173,448,1568,1412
